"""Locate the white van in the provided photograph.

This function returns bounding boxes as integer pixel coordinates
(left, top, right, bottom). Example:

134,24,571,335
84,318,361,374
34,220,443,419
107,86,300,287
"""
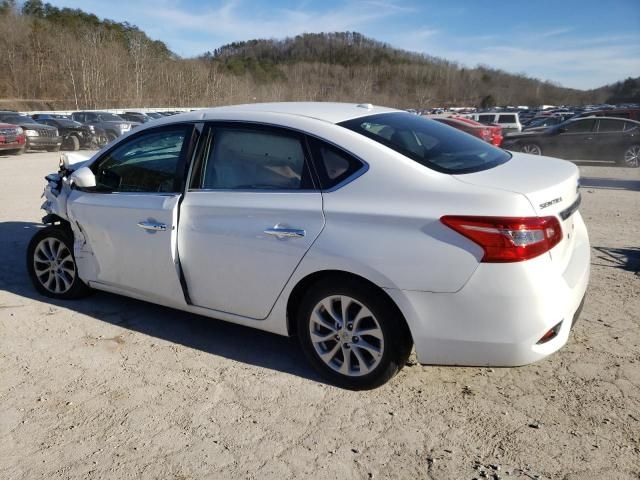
469,112,522,133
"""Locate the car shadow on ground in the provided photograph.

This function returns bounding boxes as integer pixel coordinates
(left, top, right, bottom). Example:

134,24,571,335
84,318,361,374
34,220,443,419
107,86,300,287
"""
0,220,324,384
592,246,640,275
580,177,640,192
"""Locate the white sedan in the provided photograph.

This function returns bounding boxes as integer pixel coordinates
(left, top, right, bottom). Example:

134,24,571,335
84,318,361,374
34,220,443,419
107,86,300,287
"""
28,102,590,389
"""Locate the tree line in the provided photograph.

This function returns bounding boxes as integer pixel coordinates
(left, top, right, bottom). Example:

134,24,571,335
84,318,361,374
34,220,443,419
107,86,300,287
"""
0,1,621,112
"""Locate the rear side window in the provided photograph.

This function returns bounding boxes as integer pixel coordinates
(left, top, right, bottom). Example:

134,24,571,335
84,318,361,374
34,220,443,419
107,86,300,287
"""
477,114,495,124
339,112,511,174
497,114,517,124
199,127,314,190
597,119,625,132
564,119,595,133
308,138,364,189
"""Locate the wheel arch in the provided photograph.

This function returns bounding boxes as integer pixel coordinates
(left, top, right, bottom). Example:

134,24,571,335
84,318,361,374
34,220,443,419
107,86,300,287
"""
285,269,412,342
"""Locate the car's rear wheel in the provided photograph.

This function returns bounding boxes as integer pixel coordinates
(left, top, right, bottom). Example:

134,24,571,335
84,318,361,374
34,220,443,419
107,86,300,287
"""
297,278,412,390
521,143,542,155
7,147,24,155
27,226,91,300
620,144,640,168
106,132,118,142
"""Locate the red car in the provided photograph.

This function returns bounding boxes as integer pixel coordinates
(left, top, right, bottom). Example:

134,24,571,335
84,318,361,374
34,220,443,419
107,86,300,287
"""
0,123,26,155
432,116,503,147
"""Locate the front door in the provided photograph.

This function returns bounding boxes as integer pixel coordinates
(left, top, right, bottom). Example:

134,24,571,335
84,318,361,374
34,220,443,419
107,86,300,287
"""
178,124,325,319
546,118,596,159
67,124,195,305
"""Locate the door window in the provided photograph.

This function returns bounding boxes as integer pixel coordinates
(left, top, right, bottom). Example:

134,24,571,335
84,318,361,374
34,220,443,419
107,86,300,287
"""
564,119,595,133
478,114,495,124
198,127,314,190
597,119,625,132
91,126,190,192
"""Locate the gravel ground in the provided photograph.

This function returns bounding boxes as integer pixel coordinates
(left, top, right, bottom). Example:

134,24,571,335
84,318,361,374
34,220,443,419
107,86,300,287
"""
1,151,639,479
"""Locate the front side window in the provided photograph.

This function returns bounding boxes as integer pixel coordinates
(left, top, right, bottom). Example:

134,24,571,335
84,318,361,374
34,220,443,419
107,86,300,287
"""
340,112,511,174
97,113,124,122
624,121,640,132
198,127,313,190
91,127,189,192
564,119,595,133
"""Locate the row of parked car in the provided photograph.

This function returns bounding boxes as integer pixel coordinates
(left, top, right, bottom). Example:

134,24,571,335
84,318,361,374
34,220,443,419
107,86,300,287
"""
426,105,640,167
0,110,185,156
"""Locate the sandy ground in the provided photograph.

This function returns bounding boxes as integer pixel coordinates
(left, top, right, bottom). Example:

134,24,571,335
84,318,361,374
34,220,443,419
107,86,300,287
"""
0,151,639,480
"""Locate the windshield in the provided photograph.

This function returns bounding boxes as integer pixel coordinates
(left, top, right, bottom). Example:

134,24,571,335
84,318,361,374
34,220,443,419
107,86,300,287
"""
339,112,511,174
0,114,37,124
55,119,84,127
97,113,124,122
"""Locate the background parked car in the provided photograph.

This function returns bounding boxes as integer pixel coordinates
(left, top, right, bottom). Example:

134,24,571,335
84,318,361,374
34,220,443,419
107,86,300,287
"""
522,114,575,131
575,108,640,121
0,122,26,155
31,115,102,150
119,111,153,123
502,117,640,167
468,112,522,133
71,111,139,142
0,112,61,152
432,116,503,146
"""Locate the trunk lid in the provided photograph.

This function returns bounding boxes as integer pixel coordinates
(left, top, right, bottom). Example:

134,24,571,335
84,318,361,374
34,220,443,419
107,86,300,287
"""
453,152,581,268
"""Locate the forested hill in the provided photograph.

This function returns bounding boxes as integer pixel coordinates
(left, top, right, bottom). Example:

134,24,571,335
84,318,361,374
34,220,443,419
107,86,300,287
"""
0,1,624,111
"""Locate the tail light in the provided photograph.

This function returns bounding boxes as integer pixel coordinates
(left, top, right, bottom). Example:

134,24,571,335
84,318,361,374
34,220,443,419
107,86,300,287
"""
480,128,492,142
440,216,563,262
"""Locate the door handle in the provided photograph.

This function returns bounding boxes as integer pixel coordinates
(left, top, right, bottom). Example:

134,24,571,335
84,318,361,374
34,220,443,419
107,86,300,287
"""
137,221,167,231
264,226,306,238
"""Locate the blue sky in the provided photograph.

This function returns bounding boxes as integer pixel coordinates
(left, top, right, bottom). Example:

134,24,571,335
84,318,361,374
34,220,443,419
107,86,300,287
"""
47,0,640,90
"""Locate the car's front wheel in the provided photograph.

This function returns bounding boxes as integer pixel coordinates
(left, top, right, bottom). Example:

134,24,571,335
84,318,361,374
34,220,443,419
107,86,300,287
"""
521,143,542,155
27,226,91,299
620,144,640,168
297,278,412,390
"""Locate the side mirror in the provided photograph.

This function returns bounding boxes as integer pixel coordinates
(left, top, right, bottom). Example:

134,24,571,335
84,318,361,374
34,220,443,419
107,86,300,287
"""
69,166,96,188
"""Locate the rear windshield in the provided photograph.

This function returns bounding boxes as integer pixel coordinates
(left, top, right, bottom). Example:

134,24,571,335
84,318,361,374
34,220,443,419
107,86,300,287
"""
339,112,511,174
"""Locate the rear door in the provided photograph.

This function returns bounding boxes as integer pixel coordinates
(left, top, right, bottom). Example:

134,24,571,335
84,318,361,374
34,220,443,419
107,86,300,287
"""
593,118,626,160
178,123,325,319
67,124,196,305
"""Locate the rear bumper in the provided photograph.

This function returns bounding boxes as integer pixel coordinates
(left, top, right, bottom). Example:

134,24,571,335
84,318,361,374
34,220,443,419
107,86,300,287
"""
386,212,590,367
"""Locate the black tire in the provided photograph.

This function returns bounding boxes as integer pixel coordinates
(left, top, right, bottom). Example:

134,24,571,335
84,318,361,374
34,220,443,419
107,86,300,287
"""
46,145,61,152
63,135,80,151
7,147,25,155
106,132,118,142
297,277,412,390
618,144,640,168
26,226,91,300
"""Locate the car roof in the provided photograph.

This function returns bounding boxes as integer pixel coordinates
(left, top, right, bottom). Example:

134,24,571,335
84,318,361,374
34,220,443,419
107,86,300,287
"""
170,102,400,125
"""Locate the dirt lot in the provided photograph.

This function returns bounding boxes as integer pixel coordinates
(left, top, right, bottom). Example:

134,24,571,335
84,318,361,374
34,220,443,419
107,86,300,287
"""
1,151,639,479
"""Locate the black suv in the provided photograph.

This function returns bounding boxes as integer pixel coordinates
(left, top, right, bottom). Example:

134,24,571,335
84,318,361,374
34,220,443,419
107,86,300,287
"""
71,111,140,142
0,111,62,151
31,114,106,150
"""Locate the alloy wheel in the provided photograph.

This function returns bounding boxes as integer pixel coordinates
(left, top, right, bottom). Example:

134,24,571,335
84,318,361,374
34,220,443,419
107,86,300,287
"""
623,145,640,167
32,237,76,294
521,144,542,155
309,295,384,377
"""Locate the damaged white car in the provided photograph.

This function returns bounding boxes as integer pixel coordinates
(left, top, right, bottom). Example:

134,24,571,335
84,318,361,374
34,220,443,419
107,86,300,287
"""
27,103,590,389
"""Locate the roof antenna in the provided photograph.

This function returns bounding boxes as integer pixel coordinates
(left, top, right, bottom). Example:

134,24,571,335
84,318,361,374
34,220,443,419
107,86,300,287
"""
356,103,373,109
